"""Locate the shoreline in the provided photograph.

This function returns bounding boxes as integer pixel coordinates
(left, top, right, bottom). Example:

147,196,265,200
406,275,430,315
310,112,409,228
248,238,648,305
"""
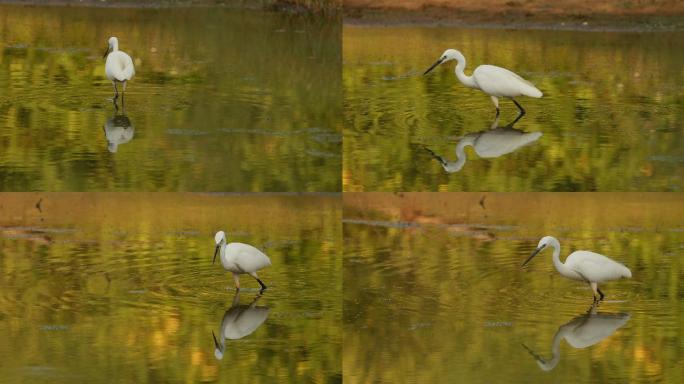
0,0,341,15
344,2,684,31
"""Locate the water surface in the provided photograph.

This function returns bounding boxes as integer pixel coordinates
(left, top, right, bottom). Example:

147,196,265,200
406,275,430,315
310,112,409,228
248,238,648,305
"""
0,5,341,191
0,193,342,383
343,26,684,191
343,193,684,383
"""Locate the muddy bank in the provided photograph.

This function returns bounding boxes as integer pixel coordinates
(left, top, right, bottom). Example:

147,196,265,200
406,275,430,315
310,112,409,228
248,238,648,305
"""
344,0,684,31
0,0,340,15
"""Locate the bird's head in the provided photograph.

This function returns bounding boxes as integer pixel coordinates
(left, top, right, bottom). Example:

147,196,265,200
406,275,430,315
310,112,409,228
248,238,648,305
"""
441,49,460,62
522,343,558,372
212,331,224,360
521,236,554,267
214,231,226,245
213,231,226,264
103,36,118,58
423,49,461,75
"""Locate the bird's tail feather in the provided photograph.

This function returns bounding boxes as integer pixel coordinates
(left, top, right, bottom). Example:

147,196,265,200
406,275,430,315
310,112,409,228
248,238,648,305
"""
525,86,543,98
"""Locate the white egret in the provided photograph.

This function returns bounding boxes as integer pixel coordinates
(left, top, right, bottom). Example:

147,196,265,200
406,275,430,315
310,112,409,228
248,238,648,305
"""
522,236,632,302
523,307,630,371
424,114,541,173
103,36,135,106
103,114,134,153
424,49,542,116
213,231,271,291
212,293,269,360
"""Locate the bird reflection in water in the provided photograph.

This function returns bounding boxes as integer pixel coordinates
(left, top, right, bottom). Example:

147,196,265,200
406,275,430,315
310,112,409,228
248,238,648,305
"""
424,113,541,173
212,292,270,360
522,304,630,371
103,113,134,153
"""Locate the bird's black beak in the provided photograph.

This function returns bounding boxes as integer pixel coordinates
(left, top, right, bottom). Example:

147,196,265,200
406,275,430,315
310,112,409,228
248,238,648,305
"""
103,46,110,59
213,245,219,264
212,331,220,350
423,146,447,167
521,245,545,267
521,343,544,362
423,58,444,75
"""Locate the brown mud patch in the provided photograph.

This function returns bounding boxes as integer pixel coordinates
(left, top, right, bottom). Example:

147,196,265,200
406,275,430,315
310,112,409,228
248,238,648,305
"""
344,0,684,31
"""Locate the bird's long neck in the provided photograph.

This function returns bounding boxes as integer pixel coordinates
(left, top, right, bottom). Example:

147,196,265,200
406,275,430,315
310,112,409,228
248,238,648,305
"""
445,136,474,173
453,51,477,89
219,241,228,263
548,238,571,277
537,328,564,371
111,41,119,52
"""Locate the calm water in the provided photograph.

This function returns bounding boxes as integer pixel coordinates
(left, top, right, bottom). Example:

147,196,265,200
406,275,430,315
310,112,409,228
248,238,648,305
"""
0,5,341,191
343,193,684,383
0,193,342,383
343,26,684,191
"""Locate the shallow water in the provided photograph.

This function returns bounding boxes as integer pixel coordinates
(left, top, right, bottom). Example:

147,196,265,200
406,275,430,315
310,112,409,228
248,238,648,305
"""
343,193,684,383
0,193,342,383
343,26,684,191
0,5,341,191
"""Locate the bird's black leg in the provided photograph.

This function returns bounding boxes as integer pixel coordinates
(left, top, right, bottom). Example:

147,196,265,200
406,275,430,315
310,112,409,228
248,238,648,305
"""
512,99,526,116
112,82,119,109
495,107,500,117
509,110,525,126
256,278,267,292
597,288,605,301
121,81,127,112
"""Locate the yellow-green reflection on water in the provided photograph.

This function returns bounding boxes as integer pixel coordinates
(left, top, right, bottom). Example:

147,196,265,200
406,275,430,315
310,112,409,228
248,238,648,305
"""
0,193,341,383
343,193,684,383
0,5,341,191
343,26,684,191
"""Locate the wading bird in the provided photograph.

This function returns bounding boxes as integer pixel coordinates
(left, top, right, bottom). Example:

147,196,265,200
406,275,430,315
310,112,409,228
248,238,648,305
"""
522,306,630,371
103,36,135,107
521,236,631,302
212,293,270,360
213,231,271,291
424,113,541,173
423,49,542,116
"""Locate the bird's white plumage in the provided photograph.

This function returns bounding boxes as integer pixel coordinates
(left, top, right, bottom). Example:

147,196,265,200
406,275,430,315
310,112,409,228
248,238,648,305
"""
424,49,542,114
565,250,632,283
214,231,271,290
473,65,543,98
523,236,631,300
221,242,272,273
561,312,630,349
213,294,269,360
525,310,630,371
103,114,134,153
105,51,135,82
221,304,270,340
467,127,542,158
104,37,135,83
426,116,542,173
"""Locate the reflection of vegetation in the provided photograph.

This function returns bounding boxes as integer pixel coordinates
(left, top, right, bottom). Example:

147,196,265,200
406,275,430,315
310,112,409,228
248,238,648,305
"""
343,27,684,191
343,193,684,383
0,5,341,191
0,193,342,383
